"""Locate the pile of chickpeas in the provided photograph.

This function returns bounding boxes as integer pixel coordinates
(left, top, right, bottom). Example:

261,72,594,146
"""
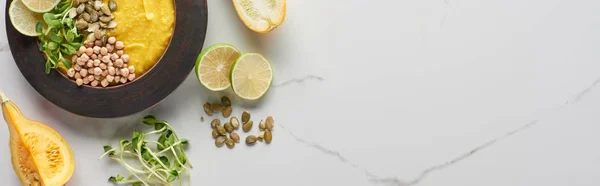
66,36,136,87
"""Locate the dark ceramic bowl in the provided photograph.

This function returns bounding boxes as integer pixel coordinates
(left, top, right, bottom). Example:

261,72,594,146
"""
5,0,208,118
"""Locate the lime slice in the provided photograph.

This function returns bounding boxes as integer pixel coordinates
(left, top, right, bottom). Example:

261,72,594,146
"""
230,53,273,100
9,0,42,36
21,0,61,13
195,43,241,91
232,0,286,33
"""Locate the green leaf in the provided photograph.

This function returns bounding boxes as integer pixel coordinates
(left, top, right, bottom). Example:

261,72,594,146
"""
157,134,166,151
61,56,72,68
48,20,61,28
48,42,59,51
45,61,51,74
43,13,57,24
119,140,130,148
132,182,142,186
178,154,187,165
103,145,115,157
49,32,62,43
141,148,152,161
154,121,166,130
166,169,179,182
69,42,82,49
108,174,124,183
159,156,170,167
61,43,77,55
164,133,175,147
180,138,189,145
142,115,157,125
65,32,74,43
35,22,43,34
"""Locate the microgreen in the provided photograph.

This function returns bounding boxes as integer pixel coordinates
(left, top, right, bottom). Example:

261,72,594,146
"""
100,115,192,186
36,0,83,74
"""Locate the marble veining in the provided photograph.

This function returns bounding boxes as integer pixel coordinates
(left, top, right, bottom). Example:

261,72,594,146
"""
272,75,325,88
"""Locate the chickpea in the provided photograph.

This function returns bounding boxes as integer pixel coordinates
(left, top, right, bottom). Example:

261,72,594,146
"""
74,65,81,71
102,55,111,63
122,64,127,68
100,63,107,70
128,66,135,74
106,44,114,52
101,69,108,77
111,53,119,61
114,76,121,83
91,80,99,87
120,76,127,84
80,54,90,62
72,55,78,63
108,62,113,67
115,41,124,50
106,75,114,82
128,73,135,81
108,67,115,75
116,50,124,56
115,68,121,75
77,58,85,66
94,40,102,46
87,75,95,81
120,68,129,77
108,37,116,44
86,60,93,68
94,75,101,80
115,59,124,67
93,60,101,67
85,47,93,56
76,78,83,86
121,54,130,63
93,46,101,54
80,69,88,77
77,46,86,56
94,67,102,75
100,47,108,55
74,72,81,79
85,42,94,48
101,79,109,87
83,77,90,85
91,54,98,60
67,68,75,77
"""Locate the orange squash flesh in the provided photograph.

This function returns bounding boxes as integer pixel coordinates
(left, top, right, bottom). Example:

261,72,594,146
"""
1,91,75,186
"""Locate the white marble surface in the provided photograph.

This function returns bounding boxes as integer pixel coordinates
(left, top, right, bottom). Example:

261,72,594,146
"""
2,0,600,185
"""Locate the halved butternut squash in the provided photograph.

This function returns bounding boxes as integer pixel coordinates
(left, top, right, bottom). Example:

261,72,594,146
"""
1,91,75,186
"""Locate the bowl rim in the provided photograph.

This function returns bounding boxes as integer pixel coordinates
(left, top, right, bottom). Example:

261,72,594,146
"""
5,0,208,118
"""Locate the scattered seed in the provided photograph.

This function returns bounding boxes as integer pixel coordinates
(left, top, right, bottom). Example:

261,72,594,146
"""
257,131,265,140
76,19,88,29
108,21,117,28
90,11,98,22
77,4,85,14
245,135,258,145
217,126,227,136
100,4,112,15
99,16,112,23
109,0,117,11
224,122,234,133
242,111,251,123
203,102,213,116
225,138,235,148
230,117,240,129
222,106,232,118
215,136,226,147
221,96,231,106
211,130,218,138
259,120,266,131
211,103,224,112
242,120,253,132
264,130,273,143
69,8,77,18
200,117,204,122
230,132,240,143
211,119,220,129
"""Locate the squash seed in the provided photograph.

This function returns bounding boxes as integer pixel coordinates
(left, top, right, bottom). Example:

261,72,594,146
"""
203,102,213,116
242,120,253,132
224,122,234,133
230,132,240,143
266,116,274,130
259,120,266,131
100,4,111,15
221,96,231,106
211,129,219,138
245,135,258,145
225,138,235,148
200,116,204,122
257,131,265,140
222,106,232,118
241,111,251,123
230,117,240,129
211,103,224,112
264,130,273,143
215,136,226,147
216,126,227,136
109,0,117,11
210,118,220,129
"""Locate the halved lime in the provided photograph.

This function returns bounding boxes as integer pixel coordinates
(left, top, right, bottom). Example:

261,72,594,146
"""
195,43,241,91
9,0,42,36
21,0,61,13
230,53,273,100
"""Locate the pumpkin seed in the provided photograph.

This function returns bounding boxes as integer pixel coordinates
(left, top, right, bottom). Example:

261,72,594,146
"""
211,103,223,112
99,16,112,23
230,117,240,129
109,0,117,11
230,132,240,143
77,4,85,14
76,19,88,29
245,135,258,145
257,131,265,140
85,33,96,43
264,130,273,143
85,4,94,13
266,116,274,130
100,4,112,15
200,117,204,122
259,120,266,131
101,35,107,45
90,11,98,22
221,96,231,106
82,12,91,22
203,102,213,116
211,119,220,129
94,29,103,39
225,138,235,148
87,22,99,32
217,126,227,136
69,8,78,18
242,120,253,132
107,21,117,29
211,130,218,138
94,0,102,10
241,111,251,123
99,22,107,28
222,106,232,118
215,136,226,147
224,122,234,133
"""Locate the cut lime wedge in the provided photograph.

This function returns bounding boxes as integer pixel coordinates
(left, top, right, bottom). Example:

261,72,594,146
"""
195,43,241,91
230,53,273,100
